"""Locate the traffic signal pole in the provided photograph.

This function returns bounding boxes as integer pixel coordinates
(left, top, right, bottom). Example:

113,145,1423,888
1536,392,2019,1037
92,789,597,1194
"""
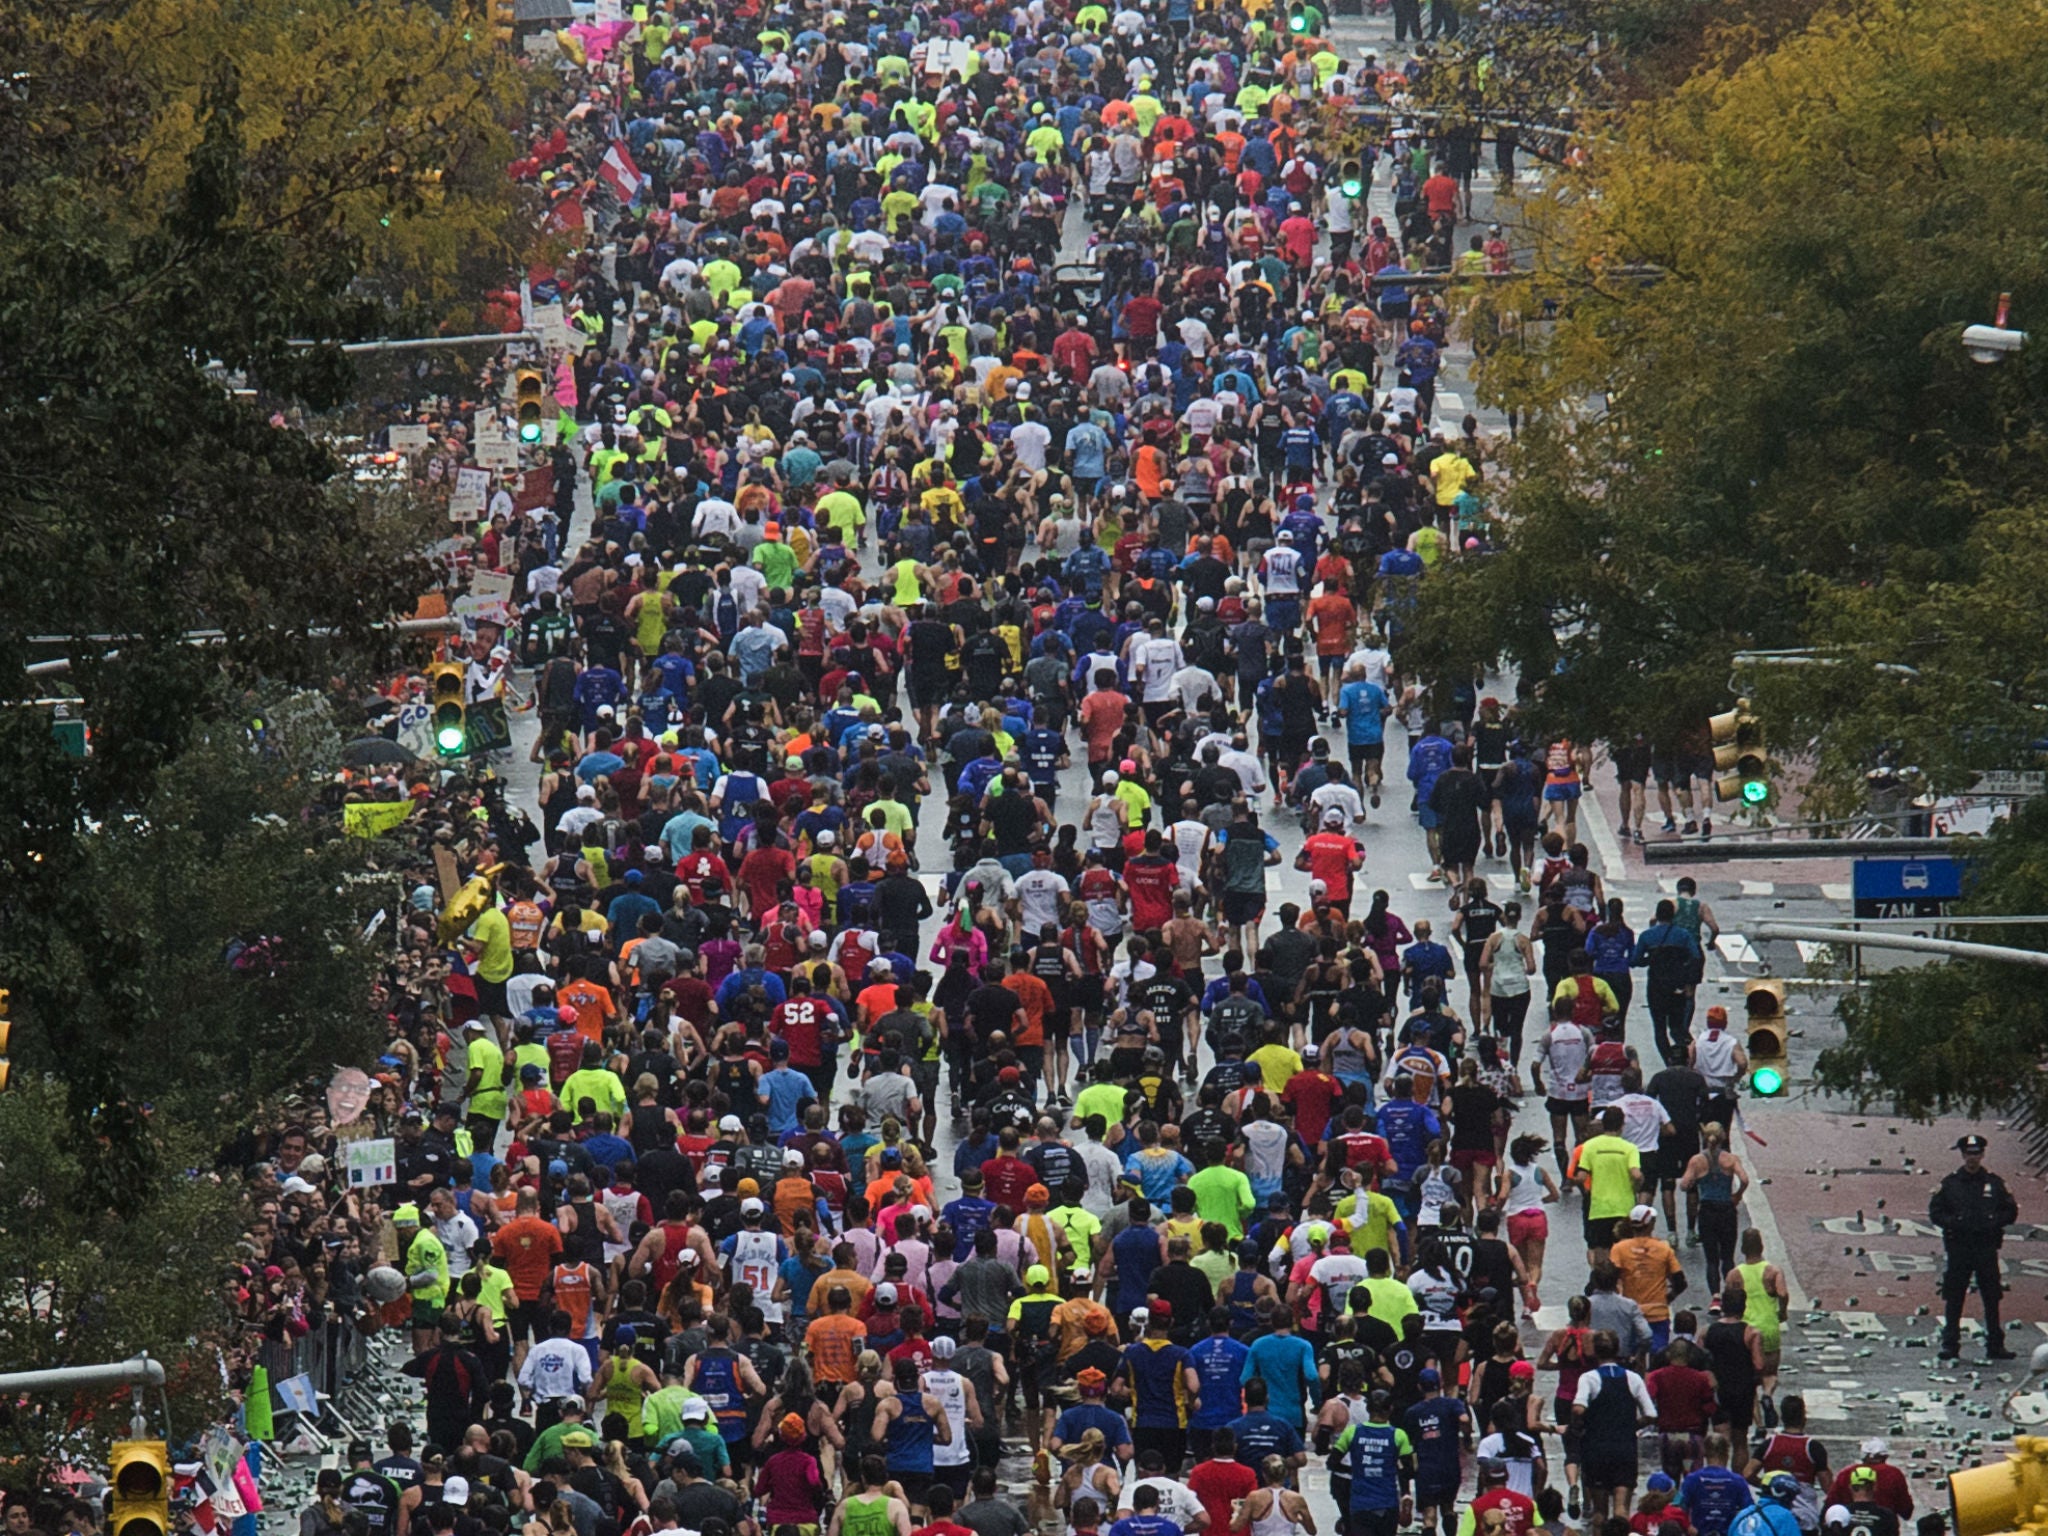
1642,836,1960,861
1751,921,2048,971
0,1352,168,1437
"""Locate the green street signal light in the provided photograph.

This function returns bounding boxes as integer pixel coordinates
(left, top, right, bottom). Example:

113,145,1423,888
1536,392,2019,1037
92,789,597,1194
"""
1340,161,1363,199
426,662,469,758
1744,978,1788,1097
1288,7,1306,30
514,365,547,444
1710,698,1769,805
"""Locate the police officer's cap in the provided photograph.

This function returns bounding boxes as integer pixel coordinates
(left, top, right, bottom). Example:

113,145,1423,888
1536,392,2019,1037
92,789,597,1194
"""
1958,1134,1989,1154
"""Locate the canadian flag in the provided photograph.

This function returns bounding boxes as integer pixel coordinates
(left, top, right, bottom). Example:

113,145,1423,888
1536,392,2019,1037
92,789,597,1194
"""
599,140,643,202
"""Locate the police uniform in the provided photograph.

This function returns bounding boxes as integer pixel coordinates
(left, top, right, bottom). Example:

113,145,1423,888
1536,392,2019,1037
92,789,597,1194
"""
1929,1134,2019,1359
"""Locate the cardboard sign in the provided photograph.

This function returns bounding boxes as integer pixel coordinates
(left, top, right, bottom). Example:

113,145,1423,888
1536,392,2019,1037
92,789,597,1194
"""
513,465,556,515
457,571,515,627
924,38,971,76
467,697,513,755
389,424,431,452
345,1137,397,1188
433,844,462,902
476,434,519,469
448,466,490,520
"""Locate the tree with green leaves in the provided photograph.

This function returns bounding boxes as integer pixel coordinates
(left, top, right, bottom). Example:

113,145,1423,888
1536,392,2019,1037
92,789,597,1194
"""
1412,0,2048,812
0,0,529,1467
1815,799,2048,1124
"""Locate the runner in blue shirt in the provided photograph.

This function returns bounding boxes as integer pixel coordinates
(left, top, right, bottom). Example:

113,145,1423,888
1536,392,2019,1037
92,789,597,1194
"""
1400,1369,1471,1531
1224,1379,1305,1467
1050,1368,1134,1461
1187,1308,1251,1455
1115,1305,1199,1471
1677,1438,1756,1536
1107,1486,1184,1536
1240,1306,1319,1429
1340,673,1390,805
1111,1207,1166,1316
1334,1390,1416,1535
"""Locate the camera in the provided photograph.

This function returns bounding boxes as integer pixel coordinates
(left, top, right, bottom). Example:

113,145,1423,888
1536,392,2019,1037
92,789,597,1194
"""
1962,323,2026,364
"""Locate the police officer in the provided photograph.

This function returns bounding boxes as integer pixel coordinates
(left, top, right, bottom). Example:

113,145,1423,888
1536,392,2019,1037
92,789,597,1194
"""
1930,1133,2019,1361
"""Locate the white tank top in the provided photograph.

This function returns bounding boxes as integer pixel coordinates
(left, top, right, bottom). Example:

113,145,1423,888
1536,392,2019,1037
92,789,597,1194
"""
1694,1030,1738,1091
731,1229,785,1321
602,1189,641,1262
1543,1025,1591,1101
924,1368,971,1466
1488,934,1530,998
1502,1160,1545,1216
1251,1494,1301,1536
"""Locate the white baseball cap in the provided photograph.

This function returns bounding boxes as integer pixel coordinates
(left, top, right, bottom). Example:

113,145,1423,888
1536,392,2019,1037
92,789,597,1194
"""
740,1197,766,1216
719,1114,744,1133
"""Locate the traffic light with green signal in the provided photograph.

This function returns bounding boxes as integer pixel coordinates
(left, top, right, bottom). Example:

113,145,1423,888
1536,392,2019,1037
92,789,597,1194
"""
1744,978,1788,1096
1340,161,1364,199
427,662,469,758
1710,698,1769,806
514,365,547,444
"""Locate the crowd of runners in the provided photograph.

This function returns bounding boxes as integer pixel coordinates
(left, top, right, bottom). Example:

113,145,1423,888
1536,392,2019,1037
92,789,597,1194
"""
176,7,1952,1536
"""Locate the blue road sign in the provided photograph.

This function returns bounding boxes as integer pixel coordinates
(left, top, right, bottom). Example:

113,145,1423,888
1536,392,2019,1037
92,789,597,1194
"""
1852,856,1965,918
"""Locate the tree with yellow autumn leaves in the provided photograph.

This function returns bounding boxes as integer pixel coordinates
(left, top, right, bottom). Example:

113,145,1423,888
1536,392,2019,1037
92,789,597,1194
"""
1408,0,2048,1120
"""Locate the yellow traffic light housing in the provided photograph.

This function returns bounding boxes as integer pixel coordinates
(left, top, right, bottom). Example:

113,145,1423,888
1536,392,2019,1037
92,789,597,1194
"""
514,366,547,444
1710,698,1769,805
110,1440,170,1536
426,662,469,758
1744,978,1788,1096
492,0,516,42
1952,1436,2048,1536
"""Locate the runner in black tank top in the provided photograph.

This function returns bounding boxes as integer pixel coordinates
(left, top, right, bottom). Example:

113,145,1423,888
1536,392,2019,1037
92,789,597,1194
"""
630,1100,672,1154
562,1198,605,1265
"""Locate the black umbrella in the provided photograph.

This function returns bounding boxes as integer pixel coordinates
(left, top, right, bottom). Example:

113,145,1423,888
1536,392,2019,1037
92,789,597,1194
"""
341,736,415,768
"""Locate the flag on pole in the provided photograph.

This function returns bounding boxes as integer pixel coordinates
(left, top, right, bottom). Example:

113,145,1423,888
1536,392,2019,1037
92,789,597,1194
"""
274,1373,320,1415
599,140,643,203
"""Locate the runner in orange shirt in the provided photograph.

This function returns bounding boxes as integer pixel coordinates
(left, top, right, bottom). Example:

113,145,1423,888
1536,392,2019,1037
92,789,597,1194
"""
1306,584,1358,717
1002,951,1056,1088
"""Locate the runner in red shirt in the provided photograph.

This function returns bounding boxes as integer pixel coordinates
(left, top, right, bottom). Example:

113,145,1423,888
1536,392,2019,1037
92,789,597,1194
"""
1335,1107,1398,1182
676,834,732,902
1280,1048,1341,1147
1422,165,1459,220
1469,1463,1537,1536
1123,831,1182,931
1296,812,1365,915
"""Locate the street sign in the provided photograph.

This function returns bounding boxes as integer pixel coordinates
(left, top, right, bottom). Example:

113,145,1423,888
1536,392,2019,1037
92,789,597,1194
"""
1853,855,1966,919
1974,770,2045,797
